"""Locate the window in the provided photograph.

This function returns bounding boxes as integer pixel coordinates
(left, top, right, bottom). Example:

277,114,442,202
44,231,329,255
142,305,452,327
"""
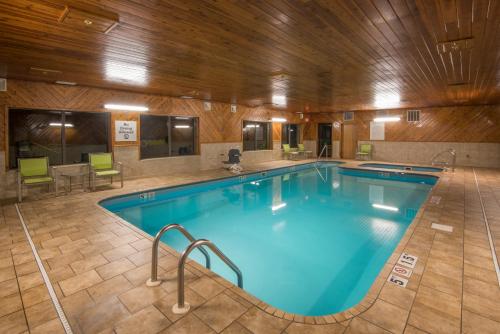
8,109,110,168
344,111,354,121
242,121,271,151
140,115,198,159
281,124,299,148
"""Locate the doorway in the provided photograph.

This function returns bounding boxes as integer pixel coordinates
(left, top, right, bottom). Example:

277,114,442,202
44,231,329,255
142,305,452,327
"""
341,124,357,159
317,123,332,157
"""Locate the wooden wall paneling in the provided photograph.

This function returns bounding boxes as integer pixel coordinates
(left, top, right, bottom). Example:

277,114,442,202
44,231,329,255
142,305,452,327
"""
306,105,500,143
0,80,301,154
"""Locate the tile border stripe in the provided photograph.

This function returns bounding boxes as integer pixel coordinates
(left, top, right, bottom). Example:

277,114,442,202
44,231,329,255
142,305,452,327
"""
472,168,500,288
15,203,74,334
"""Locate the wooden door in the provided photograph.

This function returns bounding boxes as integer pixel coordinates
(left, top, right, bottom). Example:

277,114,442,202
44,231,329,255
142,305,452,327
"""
341,124,357,159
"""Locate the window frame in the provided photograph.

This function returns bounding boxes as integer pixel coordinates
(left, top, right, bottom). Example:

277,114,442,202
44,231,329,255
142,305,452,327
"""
242,120,272,152
139,114,199,160
7,108,111,169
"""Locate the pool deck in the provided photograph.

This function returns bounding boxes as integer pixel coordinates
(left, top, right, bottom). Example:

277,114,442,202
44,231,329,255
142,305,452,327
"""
1,159,499,334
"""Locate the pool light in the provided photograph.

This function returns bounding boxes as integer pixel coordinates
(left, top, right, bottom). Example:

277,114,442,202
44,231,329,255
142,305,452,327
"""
271,117,287,123
373,116,400,123
372,203,399,212
104,104,149,112
271,203,287,211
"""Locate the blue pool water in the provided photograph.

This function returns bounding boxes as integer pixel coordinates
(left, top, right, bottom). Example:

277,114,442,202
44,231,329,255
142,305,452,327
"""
100,163,436,315
360,163,443,172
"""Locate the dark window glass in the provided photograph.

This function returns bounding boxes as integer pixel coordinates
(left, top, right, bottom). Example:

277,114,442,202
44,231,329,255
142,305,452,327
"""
281,124,299,148
242,121,271,151
140,115,170,159
8,109,109,168
64,112,110,164
140,115,198,159
171,117,197,156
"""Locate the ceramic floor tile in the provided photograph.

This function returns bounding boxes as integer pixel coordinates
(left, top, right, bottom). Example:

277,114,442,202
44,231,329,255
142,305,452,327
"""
193,292,248,332
238,307,291,334
114,305,171,334
360,300,409,334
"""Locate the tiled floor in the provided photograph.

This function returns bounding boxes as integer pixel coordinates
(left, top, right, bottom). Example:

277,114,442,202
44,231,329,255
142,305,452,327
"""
1,160,499,334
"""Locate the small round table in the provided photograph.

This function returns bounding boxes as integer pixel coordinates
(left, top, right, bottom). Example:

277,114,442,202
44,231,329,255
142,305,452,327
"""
58,170,89,194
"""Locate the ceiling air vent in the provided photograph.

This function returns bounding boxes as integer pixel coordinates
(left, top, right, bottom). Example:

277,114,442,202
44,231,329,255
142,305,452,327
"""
407,110,420,122
0,79,6,91
343,111,354,121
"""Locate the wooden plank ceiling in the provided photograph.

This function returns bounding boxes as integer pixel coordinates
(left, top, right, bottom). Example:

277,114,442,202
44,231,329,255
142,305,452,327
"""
0,0,498,112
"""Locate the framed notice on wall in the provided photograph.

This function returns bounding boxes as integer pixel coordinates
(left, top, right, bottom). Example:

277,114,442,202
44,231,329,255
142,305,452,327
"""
115,120,137,141
370,121,385,140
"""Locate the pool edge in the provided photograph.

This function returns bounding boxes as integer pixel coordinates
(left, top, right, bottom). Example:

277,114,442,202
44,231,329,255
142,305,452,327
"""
93,160,442,324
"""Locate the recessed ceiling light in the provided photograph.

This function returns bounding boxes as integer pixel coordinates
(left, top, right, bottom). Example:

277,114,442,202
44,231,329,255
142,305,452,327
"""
180,96,193,99
270,117,287,123
174,125,191,129
84,19,93,25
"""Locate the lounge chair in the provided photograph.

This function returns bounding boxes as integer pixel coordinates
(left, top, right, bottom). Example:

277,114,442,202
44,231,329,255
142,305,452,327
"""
89,153,123,191
356,144,372,160
298,144,313,159
17,157,54,202
283,144,299,160
223,149,243,174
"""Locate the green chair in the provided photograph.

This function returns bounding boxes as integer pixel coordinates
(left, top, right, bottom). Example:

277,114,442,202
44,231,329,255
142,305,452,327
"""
282,144,299,160
89,153,123,191
298,143,313,159
17,157,54,202
356,144,372,160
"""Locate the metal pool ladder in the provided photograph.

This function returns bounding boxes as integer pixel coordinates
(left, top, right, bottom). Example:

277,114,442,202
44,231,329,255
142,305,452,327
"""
172,239,243,314
146,223,243,315
146,223,211,287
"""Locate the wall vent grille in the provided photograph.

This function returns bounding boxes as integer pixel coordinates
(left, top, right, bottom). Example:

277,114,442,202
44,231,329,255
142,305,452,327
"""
407,110,420,122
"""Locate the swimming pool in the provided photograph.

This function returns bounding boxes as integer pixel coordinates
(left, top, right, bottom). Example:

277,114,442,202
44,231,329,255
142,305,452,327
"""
100,162,436,316
360,163,443,172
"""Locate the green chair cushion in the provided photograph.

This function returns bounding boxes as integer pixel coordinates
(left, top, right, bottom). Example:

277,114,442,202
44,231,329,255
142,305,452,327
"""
359,144,372,153
357,152,369,155
96,170,120,177
283,144,291,152
90,153,113,170
298,144,305,151
24,176,53,184
19,157,48,177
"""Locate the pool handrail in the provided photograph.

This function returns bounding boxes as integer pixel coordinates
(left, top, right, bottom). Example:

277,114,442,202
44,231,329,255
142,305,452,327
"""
172,239,243,314
431,148,456,172
146,223,211,287
317,144,328,162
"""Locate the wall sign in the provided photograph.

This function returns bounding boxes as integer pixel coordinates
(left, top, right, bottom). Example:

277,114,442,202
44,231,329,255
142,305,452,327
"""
115,120,137,141
370,121,385,140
